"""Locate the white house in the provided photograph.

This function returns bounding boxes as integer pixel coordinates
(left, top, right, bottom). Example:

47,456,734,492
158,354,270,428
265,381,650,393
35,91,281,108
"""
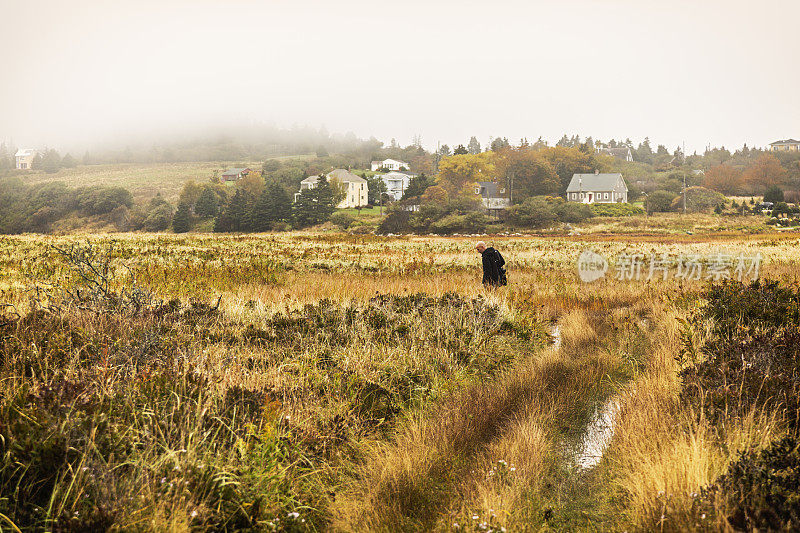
370,158,409,172
381,171,414,201
566,172,628,203
15,149,36,170
296,169,368,208
596,146,634,162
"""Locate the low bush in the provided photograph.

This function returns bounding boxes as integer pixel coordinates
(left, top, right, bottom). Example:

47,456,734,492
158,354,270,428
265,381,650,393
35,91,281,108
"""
330,211,355,229
668,186,725,213
697,436,800,531
590,203,645,216
680,279,800,426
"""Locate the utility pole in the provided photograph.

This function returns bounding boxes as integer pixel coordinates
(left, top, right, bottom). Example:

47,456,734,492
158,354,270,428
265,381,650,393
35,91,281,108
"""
682,173,687,214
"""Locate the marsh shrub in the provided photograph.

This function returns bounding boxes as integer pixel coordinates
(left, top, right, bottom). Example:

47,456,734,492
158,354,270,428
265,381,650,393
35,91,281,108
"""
329,211,355,229
645,189,677,213
698,436,800,531
668,186,725,213
506,197,558,228
680,279,800,531
377,203,487,235
507,196,593,228
680,279,800,426
589,203,645,216
377,207,411,234
0,244,539,531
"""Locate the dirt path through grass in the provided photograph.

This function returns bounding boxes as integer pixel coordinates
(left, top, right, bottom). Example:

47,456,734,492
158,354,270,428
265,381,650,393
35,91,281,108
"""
334,297,659,531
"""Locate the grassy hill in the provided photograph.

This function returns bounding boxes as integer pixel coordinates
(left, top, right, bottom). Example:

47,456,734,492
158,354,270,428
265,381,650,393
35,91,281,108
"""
18,162,256,203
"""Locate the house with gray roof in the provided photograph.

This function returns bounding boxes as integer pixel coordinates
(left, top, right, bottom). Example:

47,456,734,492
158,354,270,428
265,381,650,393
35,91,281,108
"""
381,171,415,201
768,139,800,152
476,181,510,214
566,172,628,203
221,167,251,181
596,146,634,162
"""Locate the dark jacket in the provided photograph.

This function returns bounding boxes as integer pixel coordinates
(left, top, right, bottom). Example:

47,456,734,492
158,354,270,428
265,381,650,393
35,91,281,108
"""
481,247,506,286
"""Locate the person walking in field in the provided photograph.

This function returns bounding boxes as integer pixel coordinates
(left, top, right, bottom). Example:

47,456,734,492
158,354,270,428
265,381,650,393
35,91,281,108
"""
475,241,507,287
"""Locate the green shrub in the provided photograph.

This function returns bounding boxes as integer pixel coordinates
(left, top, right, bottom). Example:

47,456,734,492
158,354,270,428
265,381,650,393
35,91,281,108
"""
698,436,800,531
763,185,784,204
668,186,725,213
377,208,412,234
507,197,557,228
590,203,645,216
553,200,593,223
330,211,356,229
680,280,800,426
645,190,678,213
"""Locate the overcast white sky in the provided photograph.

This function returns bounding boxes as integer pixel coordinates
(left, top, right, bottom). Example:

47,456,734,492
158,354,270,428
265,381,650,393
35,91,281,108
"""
2,0,798,154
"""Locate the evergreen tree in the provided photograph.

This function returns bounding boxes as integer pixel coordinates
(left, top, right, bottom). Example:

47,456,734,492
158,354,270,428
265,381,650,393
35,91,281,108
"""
636,138,654,162
764,185,784,204
292,175,335,228
31,153,43,170
453,144,468,155
61,153,78,168
467,136,481,154
0,143,9,170
216,189,249,232
195,186,219,218
41,149,62,174
172,202,193,233
272,183,292,222
490,137,510,151
401,173,433,200
251,182,292,231
365,175,387,205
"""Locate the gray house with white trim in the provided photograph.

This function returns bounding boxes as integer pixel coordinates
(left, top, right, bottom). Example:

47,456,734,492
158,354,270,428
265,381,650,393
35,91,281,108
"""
566,173,628,203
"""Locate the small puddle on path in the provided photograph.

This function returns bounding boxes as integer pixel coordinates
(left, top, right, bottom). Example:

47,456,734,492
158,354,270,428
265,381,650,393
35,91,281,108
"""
550,324,561,351
573,397,619,470
550,321,618,470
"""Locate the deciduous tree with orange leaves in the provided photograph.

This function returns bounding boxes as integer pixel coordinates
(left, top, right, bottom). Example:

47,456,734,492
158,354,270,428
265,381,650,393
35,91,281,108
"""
703,164,744,195
743,154,787,193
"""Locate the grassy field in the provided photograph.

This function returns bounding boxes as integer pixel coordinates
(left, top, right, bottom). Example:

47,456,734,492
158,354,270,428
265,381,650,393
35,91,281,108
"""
19,162,247,203
1,230,798,531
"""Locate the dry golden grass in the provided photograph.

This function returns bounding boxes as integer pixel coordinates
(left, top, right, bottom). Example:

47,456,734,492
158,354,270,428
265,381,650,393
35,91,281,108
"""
1,230,798,531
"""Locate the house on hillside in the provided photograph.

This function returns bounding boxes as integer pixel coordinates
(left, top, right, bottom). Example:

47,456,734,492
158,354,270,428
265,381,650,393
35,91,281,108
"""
596,146,634,162
371,158,409,172
15,149,36,170
221,168,251,182
768,139,800,152
296,169,368,208
381,171,415,201
566,172,628,203
476,181,510,216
